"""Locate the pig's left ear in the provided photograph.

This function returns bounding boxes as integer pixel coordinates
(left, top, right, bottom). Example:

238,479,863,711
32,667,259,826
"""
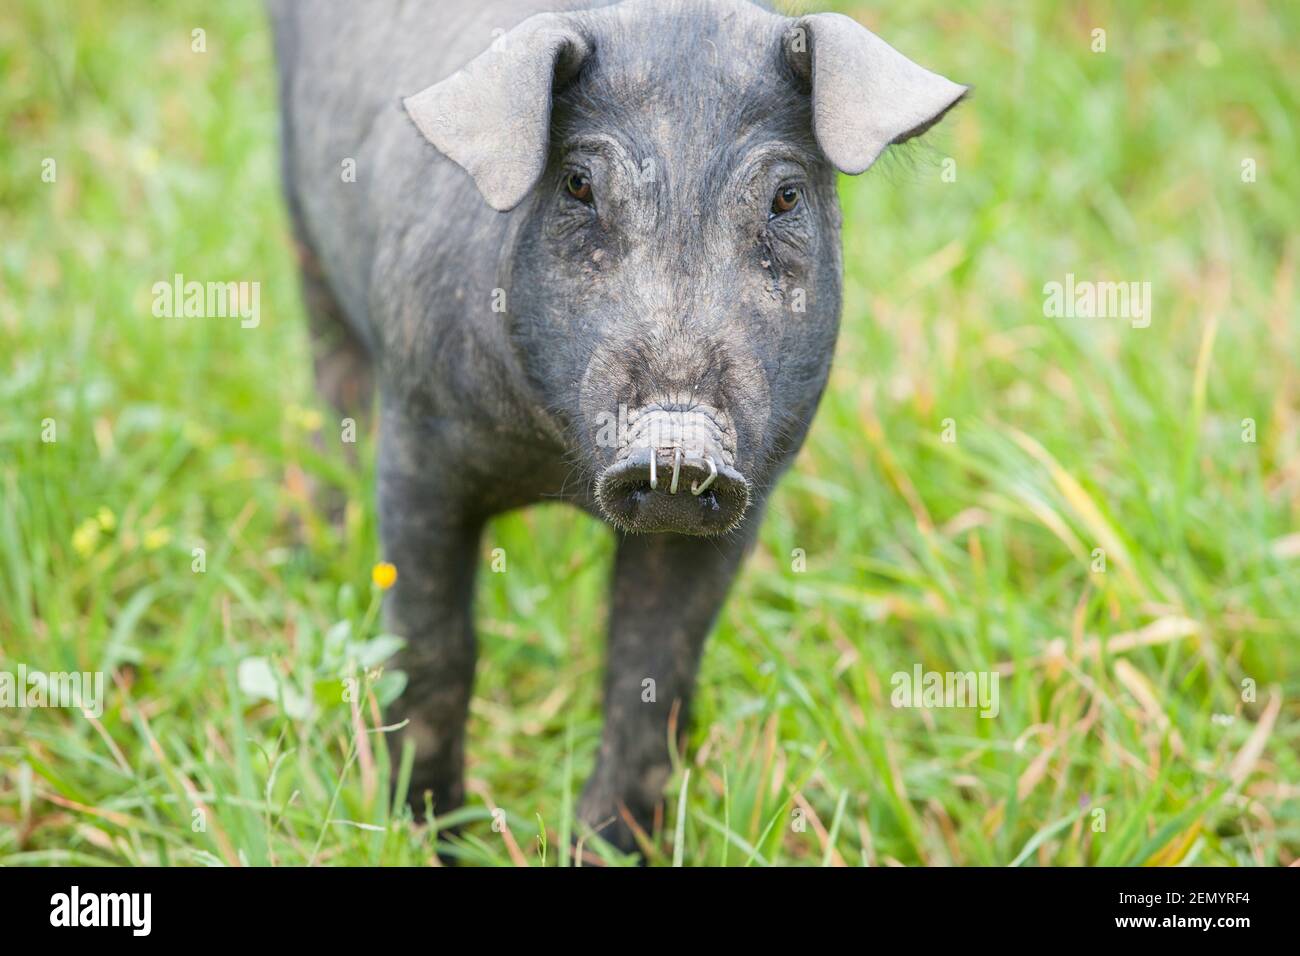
403,14,591,211
785,13,967,175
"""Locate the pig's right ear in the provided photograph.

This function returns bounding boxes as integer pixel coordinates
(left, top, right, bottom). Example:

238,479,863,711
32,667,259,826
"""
403,14,590,212
784,14,968,175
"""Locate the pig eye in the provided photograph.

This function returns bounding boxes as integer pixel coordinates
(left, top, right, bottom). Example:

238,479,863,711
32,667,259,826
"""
770,185,801,217
566,172,593,205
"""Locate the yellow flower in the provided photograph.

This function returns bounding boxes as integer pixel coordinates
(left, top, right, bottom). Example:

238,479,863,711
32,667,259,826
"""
287,404,324,432
143,528,173,551
72,520,101,558
96,507,117,532
371,562,398,590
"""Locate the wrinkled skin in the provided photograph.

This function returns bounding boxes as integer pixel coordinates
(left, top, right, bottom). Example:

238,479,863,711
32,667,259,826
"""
509,17,843,536
270,0,963,856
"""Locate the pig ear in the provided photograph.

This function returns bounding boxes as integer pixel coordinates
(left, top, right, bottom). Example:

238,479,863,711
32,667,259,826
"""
785,13,967,175
403,14,590,212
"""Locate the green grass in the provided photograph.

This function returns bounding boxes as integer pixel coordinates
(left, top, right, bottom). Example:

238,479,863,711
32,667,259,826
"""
2,0,1297,866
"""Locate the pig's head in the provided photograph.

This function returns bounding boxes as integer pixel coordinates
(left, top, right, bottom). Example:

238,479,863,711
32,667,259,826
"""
404,0,965,536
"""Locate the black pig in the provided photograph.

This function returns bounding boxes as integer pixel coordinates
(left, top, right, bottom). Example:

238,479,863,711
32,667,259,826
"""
269,0,965,855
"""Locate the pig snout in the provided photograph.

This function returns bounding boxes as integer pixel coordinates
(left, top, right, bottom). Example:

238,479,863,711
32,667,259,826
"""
595,404,751,536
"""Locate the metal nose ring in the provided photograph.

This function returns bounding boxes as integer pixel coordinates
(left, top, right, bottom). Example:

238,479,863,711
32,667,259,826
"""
669,447,683,495
691,455,717,496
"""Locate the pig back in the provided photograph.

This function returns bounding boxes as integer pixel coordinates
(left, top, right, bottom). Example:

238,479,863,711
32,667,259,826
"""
269,0,562,357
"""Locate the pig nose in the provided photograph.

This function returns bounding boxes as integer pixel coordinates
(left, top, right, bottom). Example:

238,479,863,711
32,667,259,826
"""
595,445,751,536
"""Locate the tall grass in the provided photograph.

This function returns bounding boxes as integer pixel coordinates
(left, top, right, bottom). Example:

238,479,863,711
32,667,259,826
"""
1,0,1296,865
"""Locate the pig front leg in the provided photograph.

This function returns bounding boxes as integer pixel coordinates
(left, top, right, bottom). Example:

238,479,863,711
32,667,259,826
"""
579,525,758,856
376,415,483,822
